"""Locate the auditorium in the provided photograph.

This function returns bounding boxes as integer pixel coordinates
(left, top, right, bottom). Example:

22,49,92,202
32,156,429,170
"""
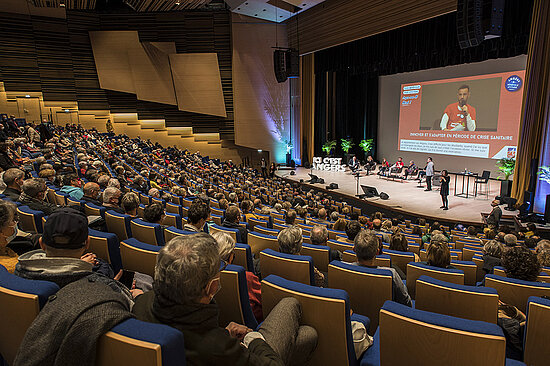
0,0,549,365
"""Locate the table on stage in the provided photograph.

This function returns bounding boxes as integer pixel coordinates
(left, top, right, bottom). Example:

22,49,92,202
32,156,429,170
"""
451,171,478,198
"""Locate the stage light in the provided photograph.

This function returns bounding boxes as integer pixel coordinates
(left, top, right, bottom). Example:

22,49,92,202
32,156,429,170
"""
60,3,65,7
258,149,262,153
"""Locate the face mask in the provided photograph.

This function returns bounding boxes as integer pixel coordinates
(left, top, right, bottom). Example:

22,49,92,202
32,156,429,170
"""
6,223,18,243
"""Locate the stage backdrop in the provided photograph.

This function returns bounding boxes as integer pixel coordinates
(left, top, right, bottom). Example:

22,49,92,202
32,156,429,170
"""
379,55,527,177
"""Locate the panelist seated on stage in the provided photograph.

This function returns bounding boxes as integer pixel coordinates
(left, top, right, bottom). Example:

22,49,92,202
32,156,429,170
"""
348,155,360,172
377,158,390,175
389,157,404,174
364,156,376,172
403,160,418,179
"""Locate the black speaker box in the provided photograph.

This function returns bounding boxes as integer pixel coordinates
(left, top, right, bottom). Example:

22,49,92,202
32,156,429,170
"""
379,192,389,200
274,50,287,83
286,50,299,78
457,0,504,49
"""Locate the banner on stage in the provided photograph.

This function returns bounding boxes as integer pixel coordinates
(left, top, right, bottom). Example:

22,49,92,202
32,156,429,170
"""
312,157,346,172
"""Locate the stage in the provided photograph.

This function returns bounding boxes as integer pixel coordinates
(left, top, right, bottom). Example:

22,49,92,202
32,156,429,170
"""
276,168,518,224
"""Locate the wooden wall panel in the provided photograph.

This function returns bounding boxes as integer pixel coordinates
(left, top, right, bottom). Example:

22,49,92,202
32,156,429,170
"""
170,53,227,117
287,0,457,55
130,42,177,106
89,31,139,94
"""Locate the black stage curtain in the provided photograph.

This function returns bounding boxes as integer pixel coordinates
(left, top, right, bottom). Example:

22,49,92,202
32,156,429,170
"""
313,0,533,161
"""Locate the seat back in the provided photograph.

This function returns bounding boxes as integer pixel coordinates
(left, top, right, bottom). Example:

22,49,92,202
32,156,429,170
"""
259,249,314,285
248,232,278,256
88,229,123,274
493,266,550,283
481,170,491,181
261,275,358,366
328,261,392,332
524,296,550,366
342,251,391,267
378,300,507,366
162,213,182,230
165,202,183,217
233,243,254,273
383,249,416,274
17,205,44,233
163,226,197,243
209,224,239,243
450,260,477,285
215,264,258,329
84,202,106,218
415,276,498,323
253,225,278,237
54,191,68,205
247,217,269,232
406,262,464,299
120,238,161,277
301,244,330,272
105,210,132,241
327,239,354,254
0,266,59,365
97,318,185,366
485,274,550,312
130,219,164,246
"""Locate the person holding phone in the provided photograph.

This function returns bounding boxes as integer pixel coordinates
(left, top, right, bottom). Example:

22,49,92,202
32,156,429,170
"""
440,169,450,210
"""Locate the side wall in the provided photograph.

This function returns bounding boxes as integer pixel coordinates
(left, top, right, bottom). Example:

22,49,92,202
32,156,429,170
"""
232,14,290,163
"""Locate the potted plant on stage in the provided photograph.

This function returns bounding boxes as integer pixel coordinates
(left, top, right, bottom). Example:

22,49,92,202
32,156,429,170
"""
322,140,336,156
537,166,550,221
341,138,354,164
497,158,515,197
359,139,375,161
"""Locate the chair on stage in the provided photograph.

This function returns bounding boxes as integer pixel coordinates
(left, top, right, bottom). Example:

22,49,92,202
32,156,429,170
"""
474,170,491,199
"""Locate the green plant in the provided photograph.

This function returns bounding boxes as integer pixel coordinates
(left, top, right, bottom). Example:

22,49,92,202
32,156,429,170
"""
359,139,374,154
284,139,293,154
496,158,516,180
340,138,354,153
538,166,550,185
322,140,337,155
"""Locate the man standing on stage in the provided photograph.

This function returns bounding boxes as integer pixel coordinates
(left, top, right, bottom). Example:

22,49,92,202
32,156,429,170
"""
425,157,434,191
440,85,477,131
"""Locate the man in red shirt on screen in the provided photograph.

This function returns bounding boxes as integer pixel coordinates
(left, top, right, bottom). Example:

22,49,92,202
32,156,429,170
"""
440,84,477,131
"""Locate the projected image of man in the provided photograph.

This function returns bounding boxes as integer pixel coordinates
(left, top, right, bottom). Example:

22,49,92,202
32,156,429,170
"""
440,85,476,131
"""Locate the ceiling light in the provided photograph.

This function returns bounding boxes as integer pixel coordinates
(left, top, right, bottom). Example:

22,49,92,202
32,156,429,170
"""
64,109,70,113
25,95,30,98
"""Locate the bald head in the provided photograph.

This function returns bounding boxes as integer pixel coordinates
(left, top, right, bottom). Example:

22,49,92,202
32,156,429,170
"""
83,182,100,199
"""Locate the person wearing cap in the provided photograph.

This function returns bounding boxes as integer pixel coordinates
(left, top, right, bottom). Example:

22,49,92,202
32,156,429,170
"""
486,200,502,229
14,208,121,289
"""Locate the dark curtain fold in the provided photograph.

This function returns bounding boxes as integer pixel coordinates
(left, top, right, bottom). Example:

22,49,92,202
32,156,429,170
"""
313,71,327,157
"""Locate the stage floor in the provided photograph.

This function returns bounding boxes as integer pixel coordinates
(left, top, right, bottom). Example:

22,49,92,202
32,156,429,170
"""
277,168,518,224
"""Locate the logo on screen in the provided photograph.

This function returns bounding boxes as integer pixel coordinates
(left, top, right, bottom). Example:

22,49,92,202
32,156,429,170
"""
507,147,517,159
505,76,523,92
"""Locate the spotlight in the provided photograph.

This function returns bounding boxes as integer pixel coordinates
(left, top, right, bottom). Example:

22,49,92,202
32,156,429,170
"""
257,149,262,153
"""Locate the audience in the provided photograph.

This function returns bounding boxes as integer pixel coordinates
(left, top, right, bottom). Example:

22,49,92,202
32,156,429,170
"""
120,192,140,217
423,237,455,269
344,220,362,244
82,182,102,206
502,246,541,282
310,225,342,261
102,186,124,214
132,234,318,365
18,178,59,215
481,240,504,275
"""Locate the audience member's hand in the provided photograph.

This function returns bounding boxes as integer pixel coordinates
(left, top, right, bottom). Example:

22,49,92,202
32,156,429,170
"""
114,270,123,281
225,322,252,340
80,253,98,265
130,289,144,298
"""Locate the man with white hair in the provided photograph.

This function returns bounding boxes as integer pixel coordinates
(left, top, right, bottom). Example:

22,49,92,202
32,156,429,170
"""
132,233,318,365
102,186,124,214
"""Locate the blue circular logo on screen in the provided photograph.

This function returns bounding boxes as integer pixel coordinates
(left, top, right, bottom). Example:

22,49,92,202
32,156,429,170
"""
505,75,523,92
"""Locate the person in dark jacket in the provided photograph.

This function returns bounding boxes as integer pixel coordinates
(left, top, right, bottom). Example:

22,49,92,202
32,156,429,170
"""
481,240,504,275
2,168,25,200
222,205,248,243
132,233,317,366
0,141,18,171
18,178,60,216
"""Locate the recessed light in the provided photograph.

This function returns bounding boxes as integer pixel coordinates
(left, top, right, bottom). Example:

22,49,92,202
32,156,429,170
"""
258,149,263,153
25,95,30,98
64,109,70,113
263,9,266,11
60,3,65,7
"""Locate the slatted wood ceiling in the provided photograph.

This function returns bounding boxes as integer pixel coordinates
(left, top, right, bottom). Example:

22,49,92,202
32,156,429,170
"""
287,0,458,55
